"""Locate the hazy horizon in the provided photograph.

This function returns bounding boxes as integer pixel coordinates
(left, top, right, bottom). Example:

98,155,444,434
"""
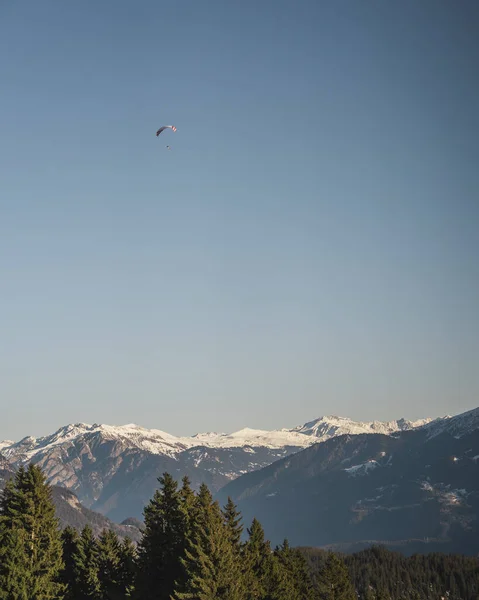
1,0,478,442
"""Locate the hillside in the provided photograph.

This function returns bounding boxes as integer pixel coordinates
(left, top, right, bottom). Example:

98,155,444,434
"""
216,407,479,554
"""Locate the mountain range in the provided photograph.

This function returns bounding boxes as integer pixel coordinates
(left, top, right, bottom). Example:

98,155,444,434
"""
1,409,478,554
0,415,431,523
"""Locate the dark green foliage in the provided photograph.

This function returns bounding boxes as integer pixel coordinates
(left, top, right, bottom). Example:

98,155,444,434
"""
95,528,136,599
242,520,319,600
222,496,243,547
172,490,246,600
117,537,137,598
302,544,479,600
243,518,274,599
2,464,478,600
97,528,125,599
274,539,316,600
0,526,31,600
317,552,356,600
176,475,198,585
73,525,101,598
0,463,65,599
178,476,196,537
60,526,79,600
135,473,187,600
61,524,136,599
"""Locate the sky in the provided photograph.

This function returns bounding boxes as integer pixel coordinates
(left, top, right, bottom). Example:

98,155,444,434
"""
1,0,478,442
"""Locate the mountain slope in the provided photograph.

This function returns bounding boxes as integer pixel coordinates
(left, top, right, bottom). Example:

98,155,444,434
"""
0,415,432,522
216,407,479,554
51,486,142,542
0,464,141,541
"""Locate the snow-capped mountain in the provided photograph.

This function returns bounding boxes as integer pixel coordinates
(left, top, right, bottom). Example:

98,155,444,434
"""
0,423,194,463
292,415,432,438
0,415,432,464
0,413,440,523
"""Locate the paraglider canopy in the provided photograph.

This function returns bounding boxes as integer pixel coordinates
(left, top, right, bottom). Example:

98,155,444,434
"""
156,125,177,136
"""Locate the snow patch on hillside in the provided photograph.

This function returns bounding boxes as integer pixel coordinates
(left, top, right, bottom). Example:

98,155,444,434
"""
344,460,379,476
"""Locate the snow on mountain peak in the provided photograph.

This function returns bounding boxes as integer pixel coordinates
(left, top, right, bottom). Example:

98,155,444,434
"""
292,415,433,439
0,422,196,462
190,427,312,449
1,411,462,464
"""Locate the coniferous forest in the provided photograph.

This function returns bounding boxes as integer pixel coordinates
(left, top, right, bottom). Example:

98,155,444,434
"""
0,464,478,600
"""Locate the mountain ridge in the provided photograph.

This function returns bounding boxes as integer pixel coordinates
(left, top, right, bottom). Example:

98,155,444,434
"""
0,414,434,461
0,411,460,524
216,407,479,554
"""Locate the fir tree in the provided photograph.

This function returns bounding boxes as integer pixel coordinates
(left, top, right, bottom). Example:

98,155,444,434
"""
73,525,101,598
118,537,137,598
0,526,31,600
175,476,198,586
222,497,243,548
173,491,246,600
179,476,197,531
0,464,65,600
60,526,80,600
317,552,355,600
97,529,124,599
243,518,274,600
274,539,316,600
136,473,184,600
194,483,214,530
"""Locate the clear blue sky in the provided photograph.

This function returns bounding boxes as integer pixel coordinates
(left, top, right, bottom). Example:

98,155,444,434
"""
1,0,478,441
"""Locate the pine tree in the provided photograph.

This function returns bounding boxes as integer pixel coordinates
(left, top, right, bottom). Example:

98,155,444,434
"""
117,537,137,598
222,497,243,547
173,476,198,587
0,464,65,600
243,518,274,599
60,526,80,600
97,529,124,599
73,525,101,598
0,525,31,600
274,539,316,600
317,552,355,600
136,472,185,600
179,476,197,531
194,483,214,530
172,486,246,600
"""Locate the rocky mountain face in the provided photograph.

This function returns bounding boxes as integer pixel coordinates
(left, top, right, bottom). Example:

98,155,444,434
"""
216,407,479,555
0,416,429,523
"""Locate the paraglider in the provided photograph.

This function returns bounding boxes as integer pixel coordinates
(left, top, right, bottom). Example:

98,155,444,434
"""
156,125,177,136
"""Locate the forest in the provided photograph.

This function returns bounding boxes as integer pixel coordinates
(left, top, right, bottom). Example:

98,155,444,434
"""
0,464,478,599
303,546,479,600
